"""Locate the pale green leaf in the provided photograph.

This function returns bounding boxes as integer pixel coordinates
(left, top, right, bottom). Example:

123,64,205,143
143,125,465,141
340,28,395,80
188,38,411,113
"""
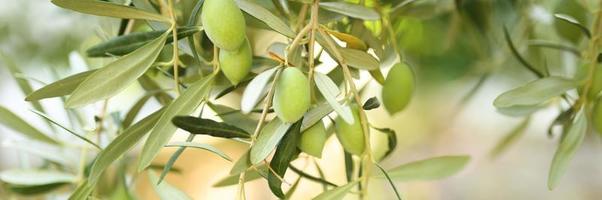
236,0,296,38
384,155,470,181
148,171,192,200
339,48,380,70
66,31,169,108
0,169,75,186
0,106,58,144
301,102,333,131
494,77,576,108
314,72,354,123
319,2,380,20
548,109,587,190
312,180,359,200
166,142,232,161
250,119,292,164
31,110,101,150
213,165,268,187
241,67,279,114
25,69,96,101
51,0,170,22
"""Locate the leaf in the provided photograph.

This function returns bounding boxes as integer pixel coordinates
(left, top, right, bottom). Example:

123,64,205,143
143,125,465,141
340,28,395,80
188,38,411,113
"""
230,150,252,175
314,72,354,124
87,27,201,57
166,142,232,161
236,0,295,38
496,104,545,117
0,169,75,186
268,118,302,198
138,75,215,171
68,180,94,200
374,163,402,200
25,69,96,101
88,109,163,183
554,14,591,38
122,94,154,129
31,110,101,150
301,102,333,131
147,171,192,200
213,165,268,187
369,69,386,85
325,29,367,50
172,116,251,139
158,135,195,184
250,119,292,164
372,126,398,160
312,180,359,200
548,109,587,190
7,183,68,195
209,103,258,134
66,31,169,107
338,48,380,70
493,77,576,108
139,74,174,106
490,117,530,158
0,106,58,144
51,0,170,22
241,67,279,114
318,2,379,20
384,155,470,181
503,26,544,78
362,97,380,110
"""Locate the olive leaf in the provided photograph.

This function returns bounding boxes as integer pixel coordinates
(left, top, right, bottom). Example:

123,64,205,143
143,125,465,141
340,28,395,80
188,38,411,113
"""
31,110,101,150
87,27,201,57
268,118,302,198
25,69,96,101
325,29,368,50
548,109,586,190
51,0,170,22
88,109,163,184
554,14,591,38
209,103,257,134
229,150,252,175
147,171,192,200
314,72,354,124
236,0,295,38
362,97,381,110
319,2,380,20
138,75,215,172
0,106,58,144
374,163,402,200
490,117,530,158
165,142,232,161
68,180,94,200
122,94,154,129
316,31,379,70
301,102,334,131
312,180,359,200
241,67,279,114
493,77,577,108
213,165,268,187
66,31,169,108
382,155,470,181
0,169,76,186
372,126,398,160
250,118,292,164
172,116,251,139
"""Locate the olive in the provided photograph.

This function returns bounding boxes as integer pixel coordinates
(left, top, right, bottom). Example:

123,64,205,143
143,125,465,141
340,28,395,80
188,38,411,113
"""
298,121,327,158
382,63,414,115
219,39,252,85
201,0,246,51
553,0,588,44
273,67,310,123
335,105,365,155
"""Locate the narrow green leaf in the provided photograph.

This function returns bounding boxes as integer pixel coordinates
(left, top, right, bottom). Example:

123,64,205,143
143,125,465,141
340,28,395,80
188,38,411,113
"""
68,180,94,200
490,117,530,158
66,31,169,108
88,109,163,183
312,180,359,200
147,171,192,200
139,74,174,106
213,165,269,187
554,14,591,38
166,142,232,161
7,183,68,195
158,135,194,184
268,118,302,198
338,48,380,70
344,151,353,182
0,106,58,144
51,0,170,22
230,150,252,175
138,75,215,171
236,0,295,38
548,109,587,190
0,169,76,186
31,110,101,150
374,163,402,200
494,77,576,108
122,94,154,129
172,116,251,139
289,166,338,188
503,26,544,78
87,27,201,57
384,155,470,181
241,67,279,114
25,69,97,101
250,119,292,164
301,102,333,131
319,2,379,20
314,72,354,124
208,103,257,133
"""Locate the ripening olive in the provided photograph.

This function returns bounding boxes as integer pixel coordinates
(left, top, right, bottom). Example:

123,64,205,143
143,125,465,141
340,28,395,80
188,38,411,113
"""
335,105,365,155
553,0,588,44
201,0,246,51
593,98,602,135
382,63,414,115
273,67,310,123
298,121,327,158
219,39,252,85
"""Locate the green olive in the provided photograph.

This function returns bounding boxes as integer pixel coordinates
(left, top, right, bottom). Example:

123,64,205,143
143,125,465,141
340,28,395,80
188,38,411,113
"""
219,39,252,85
201,0,246,51
553,0,588,44
298,121,327,158
382,63,414,115
593,98,602,135
335,105,365,155
273,67,310,123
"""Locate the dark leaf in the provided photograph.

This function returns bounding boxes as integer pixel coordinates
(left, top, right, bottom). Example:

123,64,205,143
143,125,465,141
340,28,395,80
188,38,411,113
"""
172,116,251,139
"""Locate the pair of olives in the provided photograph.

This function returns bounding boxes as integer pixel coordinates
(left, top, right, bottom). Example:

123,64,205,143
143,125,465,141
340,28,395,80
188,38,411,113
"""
202,0,251,85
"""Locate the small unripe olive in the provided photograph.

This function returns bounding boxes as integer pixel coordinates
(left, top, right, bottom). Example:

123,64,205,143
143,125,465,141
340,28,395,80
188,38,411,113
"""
335,105,365,155
273,67,310,123
593,98,602,135
553,0,588,44
298,121,327,158
201,0,246,51
382,63,414,115
219,39,252,85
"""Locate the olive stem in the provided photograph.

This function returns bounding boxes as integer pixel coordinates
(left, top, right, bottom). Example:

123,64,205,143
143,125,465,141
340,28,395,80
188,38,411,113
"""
168,0,180,95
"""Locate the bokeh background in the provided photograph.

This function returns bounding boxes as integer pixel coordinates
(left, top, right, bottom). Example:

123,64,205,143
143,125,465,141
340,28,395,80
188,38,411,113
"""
1,0,602,199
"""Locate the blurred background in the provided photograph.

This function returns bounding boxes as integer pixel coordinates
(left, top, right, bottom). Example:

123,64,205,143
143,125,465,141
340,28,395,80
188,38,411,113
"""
1,0,602,199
